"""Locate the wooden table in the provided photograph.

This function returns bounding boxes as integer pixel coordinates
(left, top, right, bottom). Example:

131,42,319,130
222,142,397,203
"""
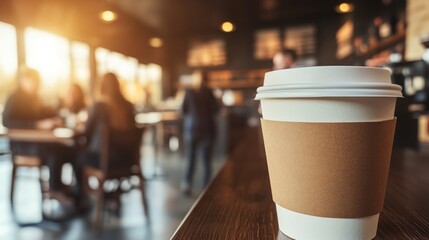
6,128,76,145
135,111,181,178
171,127,429,240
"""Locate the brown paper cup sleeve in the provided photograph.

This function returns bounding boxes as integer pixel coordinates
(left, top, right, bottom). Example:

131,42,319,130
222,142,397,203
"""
261,118,396,218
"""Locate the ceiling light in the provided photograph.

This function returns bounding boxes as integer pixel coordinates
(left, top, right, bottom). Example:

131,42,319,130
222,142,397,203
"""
221,22,235,33
336,3,354,13
100,11,118,22
149,37,163,48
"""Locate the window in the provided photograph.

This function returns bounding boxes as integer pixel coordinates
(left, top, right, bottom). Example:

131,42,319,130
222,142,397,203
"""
146,64,162,106
71,42,90,94
25,27,71,105
0,22,18,105
136,63,163,108
95,48,140,103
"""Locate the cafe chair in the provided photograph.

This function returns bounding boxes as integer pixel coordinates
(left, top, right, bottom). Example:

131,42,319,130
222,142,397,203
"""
82,125,149,225
10,153,49,212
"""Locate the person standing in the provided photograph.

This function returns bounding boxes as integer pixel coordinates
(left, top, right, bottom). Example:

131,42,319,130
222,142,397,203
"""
181,70,219,195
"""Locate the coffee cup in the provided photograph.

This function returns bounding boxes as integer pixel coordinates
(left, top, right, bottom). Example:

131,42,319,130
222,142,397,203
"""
256,66,402,240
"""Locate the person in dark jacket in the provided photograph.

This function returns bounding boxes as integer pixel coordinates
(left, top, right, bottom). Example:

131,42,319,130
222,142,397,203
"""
181,70,219,195
3,67,59,129
2,66,66,192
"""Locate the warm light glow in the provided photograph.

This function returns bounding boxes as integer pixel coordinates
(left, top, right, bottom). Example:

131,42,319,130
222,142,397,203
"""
95,47,162,105
0,21,18,103
100,10,118,22
95,47,141,103
221,21,235,32
149,37,163,48
138,64,148,85
0,22,17,77
71,42,90,92
336,3,354,13
147,64,162,82
25,27,70,102
146,64,162,105
339,3,350,12
53,128,74,138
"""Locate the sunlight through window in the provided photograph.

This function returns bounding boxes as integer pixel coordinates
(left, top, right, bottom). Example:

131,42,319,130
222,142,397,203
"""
0,21,18,104
96,48,141,103
25,27,71,104
71,42,90,94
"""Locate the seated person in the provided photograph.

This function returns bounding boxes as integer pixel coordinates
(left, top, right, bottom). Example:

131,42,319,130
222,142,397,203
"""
59,83,86,130
2,66,67,193
3,66,59,130
75,73,140,205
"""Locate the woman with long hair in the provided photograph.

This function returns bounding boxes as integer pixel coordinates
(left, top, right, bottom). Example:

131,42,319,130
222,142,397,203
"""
75,73,138,206
97,72,134,131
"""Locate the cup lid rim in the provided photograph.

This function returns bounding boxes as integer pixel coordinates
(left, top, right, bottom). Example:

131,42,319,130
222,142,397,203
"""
257,82,402,93
255,88,403,100
264,66,391,86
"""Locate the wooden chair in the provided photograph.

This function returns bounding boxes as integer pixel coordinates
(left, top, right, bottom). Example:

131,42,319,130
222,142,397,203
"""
10,152,48,213
82,125,149,225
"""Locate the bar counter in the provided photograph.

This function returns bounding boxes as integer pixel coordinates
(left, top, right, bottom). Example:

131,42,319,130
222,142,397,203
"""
171,126,429,240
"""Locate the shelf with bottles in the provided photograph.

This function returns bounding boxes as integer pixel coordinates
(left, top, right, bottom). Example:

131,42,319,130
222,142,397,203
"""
353,8,406,59
356,31,405,58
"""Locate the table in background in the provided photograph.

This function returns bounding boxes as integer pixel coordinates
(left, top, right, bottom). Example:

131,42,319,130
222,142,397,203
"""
135,111,181,178
171,127,429,240
0,127,9,157
6,128,75,145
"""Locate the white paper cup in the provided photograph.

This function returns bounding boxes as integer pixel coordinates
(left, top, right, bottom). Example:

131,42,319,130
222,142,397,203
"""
256,66,402,240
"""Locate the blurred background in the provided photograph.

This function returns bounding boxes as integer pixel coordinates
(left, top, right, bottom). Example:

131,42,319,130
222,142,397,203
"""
0,0,429,239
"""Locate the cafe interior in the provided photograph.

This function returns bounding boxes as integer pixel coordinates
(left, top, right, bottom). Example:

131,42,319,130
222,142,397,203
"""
0,0,429,239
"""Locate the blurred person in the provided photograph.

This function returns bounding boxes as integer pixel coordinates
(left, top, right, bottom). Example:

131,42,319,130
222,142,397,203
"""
74,73,139,206
258,48,298,115
272,48,298,70
3,66,60,129
181,70,219,195
60,83,86,129
63,83,85,115
2,66,70,196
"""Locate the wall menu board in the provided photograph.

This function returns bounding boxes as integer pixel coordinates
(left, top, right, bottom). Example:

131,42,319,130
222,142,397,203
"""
254,25,317,63
284,25,316,56
254,28,281,60
187,39,226,67
406,0,429,61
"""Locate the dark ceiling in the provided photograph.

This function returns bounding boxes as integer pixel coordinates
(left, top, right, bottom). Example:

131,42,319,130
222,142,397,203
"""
109,0,344,37
0,0,405,65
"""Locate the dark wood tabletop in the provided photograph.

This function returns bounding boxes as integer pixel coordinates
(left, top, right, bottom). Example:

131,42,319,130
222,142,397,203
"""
171,126,429,240
5,128,76,145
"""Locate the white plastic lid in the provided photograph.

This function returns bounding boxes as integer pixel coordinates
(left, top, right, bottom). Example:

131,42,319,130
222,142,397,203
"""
264,66,391,85
256,66,403,99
